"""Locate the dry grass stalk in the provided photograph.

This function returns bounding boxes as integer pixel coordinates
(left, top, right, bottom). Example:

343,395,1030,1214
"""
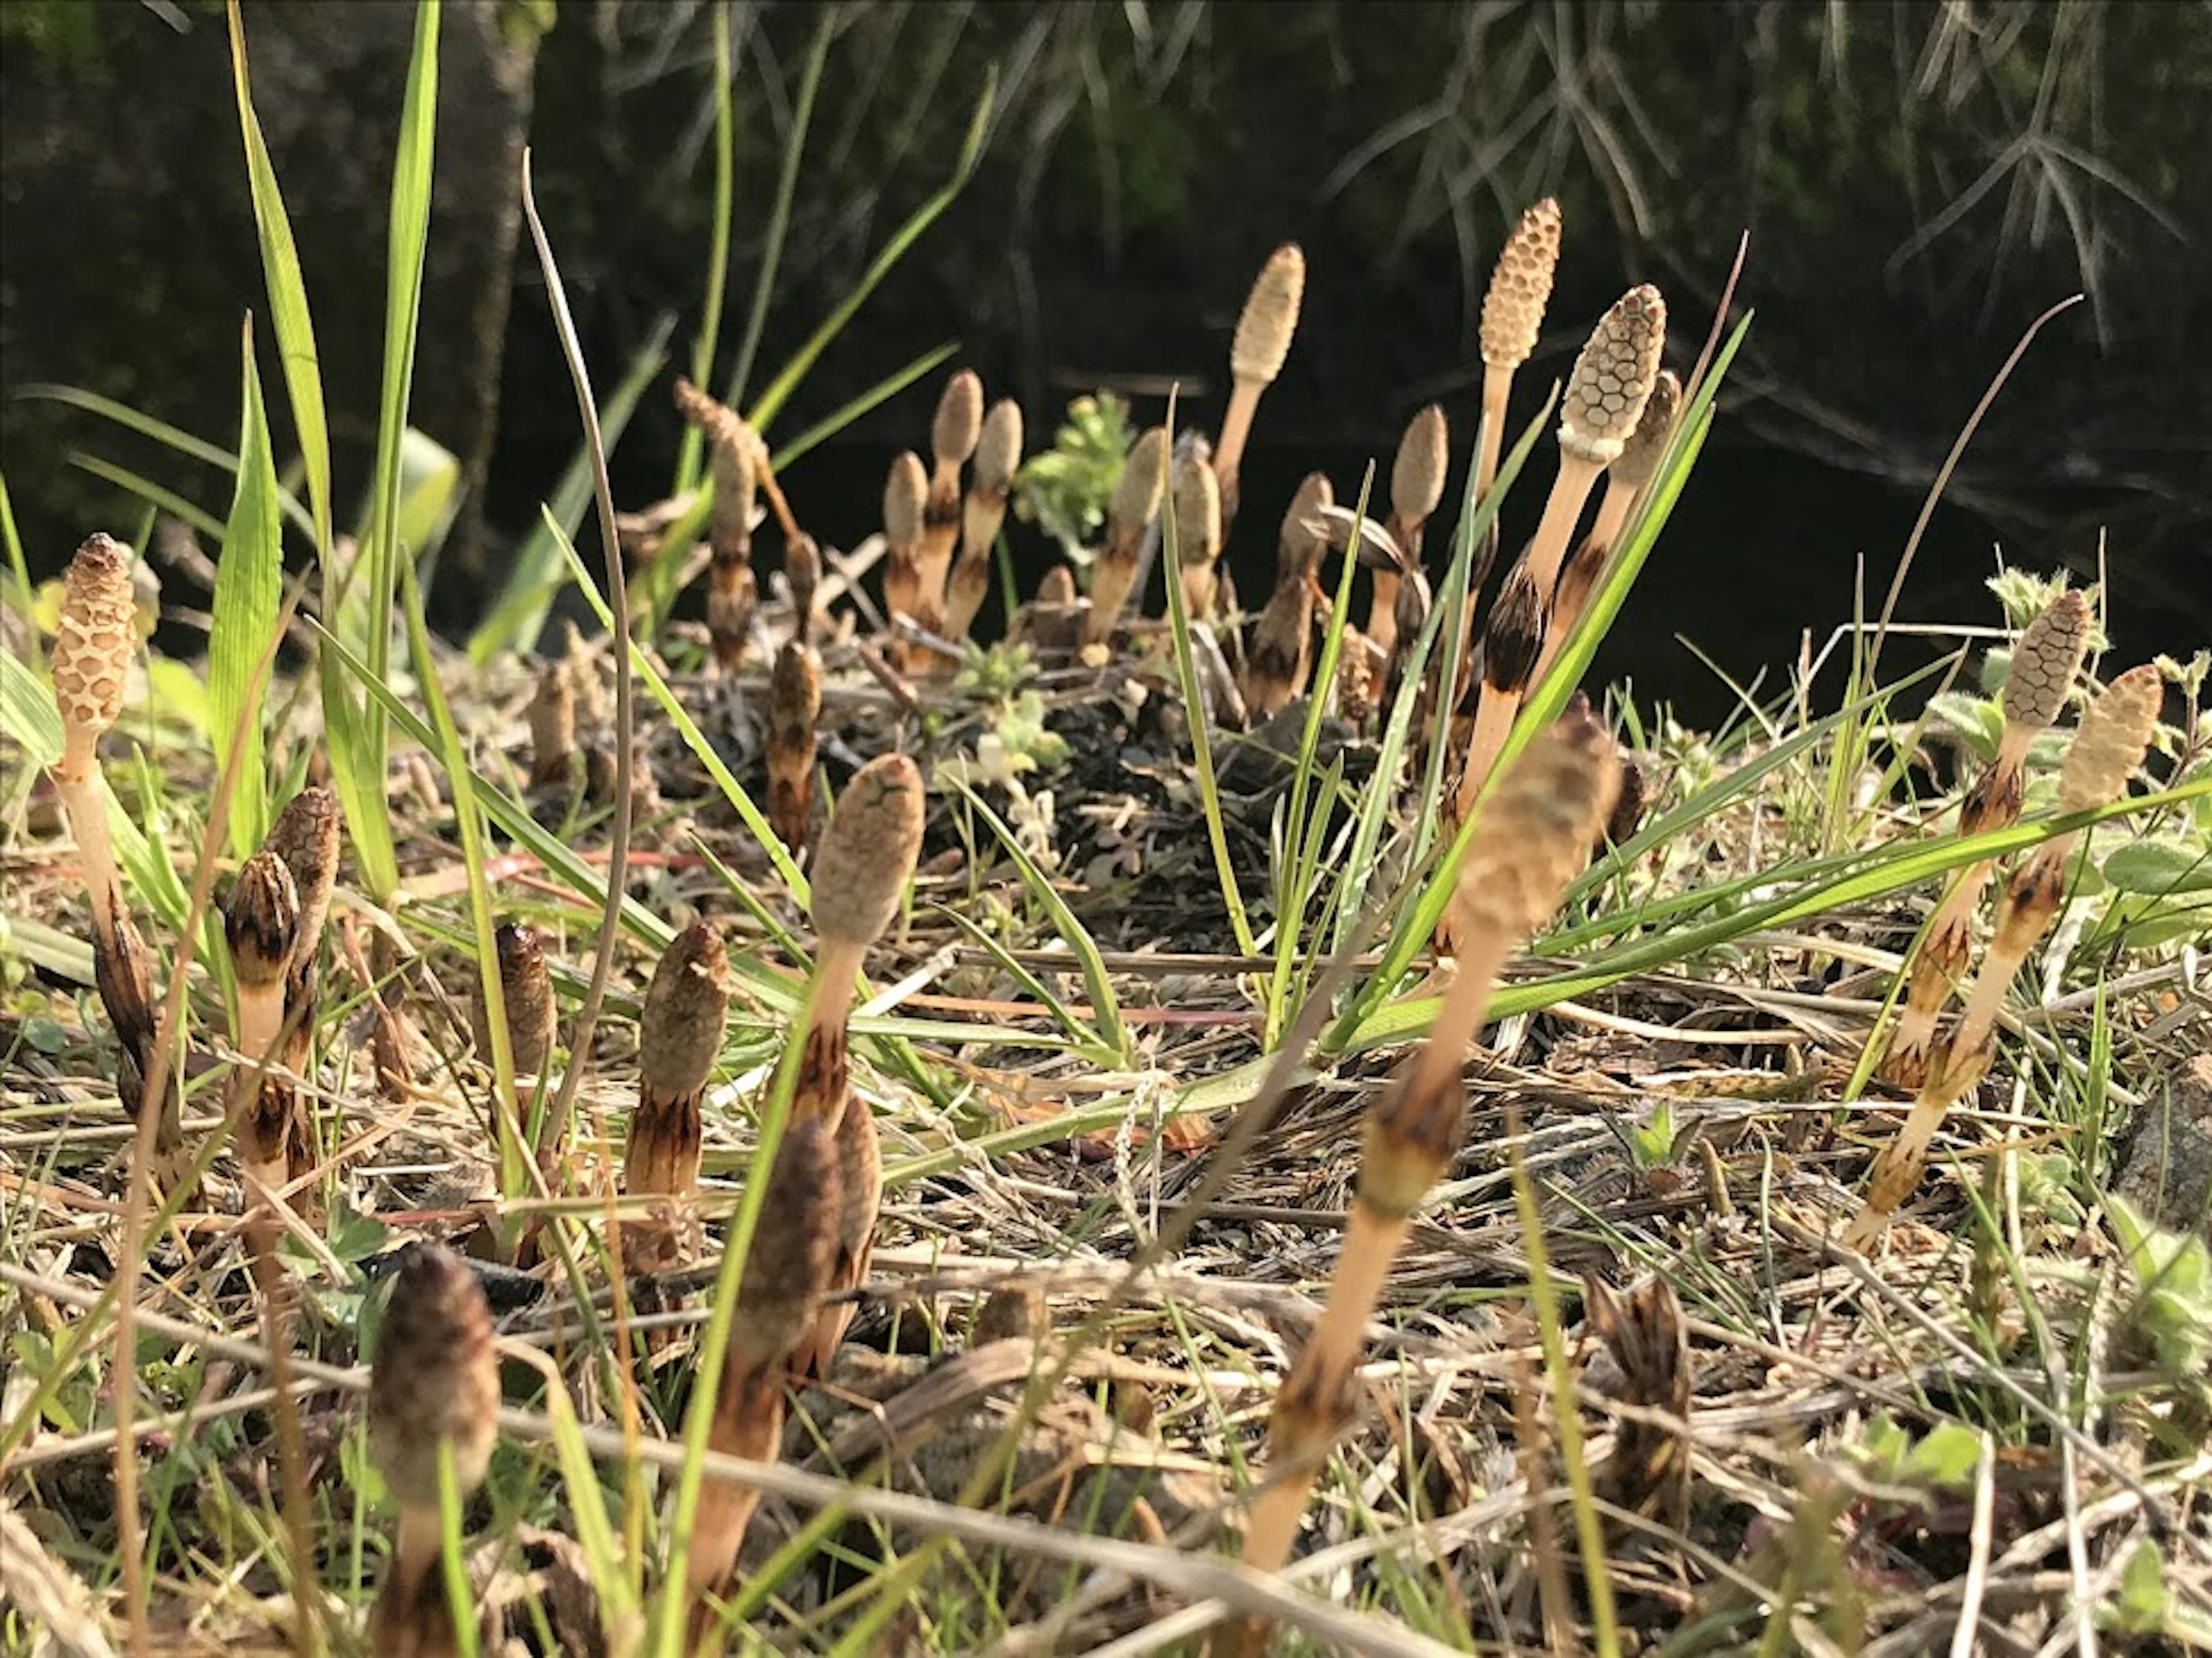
368,1243,499,1658
880,449,940,670
685,1120,842,1630
1455,284,1666,822
525,661,576,791
787,753,926,1376
1535,367,1681,689
1084,425,1169,647
948,397,1023,643
1171,442,1225,623
1366,404,1448,657
1221,708,1619,1656
1214,242,1304,528
675,378,761,673
1238,472,1332,719
921,369,984,606
224,851,301,1261
767,639,823,855
1844,664,2161,1250
622,921,732,1272
48,534,188,1190
1885,590,2093,1086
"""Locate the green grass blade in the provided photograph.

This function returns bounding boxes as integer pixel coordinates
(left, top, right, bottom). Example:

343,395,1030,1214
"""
63,455,226,543
721,4,831,414
673,1,738,498
226,0,333,558
209,317,283,859
0,473,29,616
467,314,672,665
744,66,995,432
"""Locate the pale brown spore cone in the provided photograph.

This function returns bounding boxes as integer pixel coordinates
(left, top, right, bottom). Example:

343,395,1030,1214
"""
1085,424,1169,647
767,640,823,856
1847,665,2164,1250
1215,242,1305,529
1366,403,1449,657
525,661,576,791
685,1118,841,1623
881,449,934,670
1885,589,2096,1086
1013,561,1088,654
1239,472,1334,720
810,753,927,953
785,530,821,646
949,399,1023,643
921,369,984,605
1171,446,1225,622
1226,707,1618,1653
470,921,557,1081
676,378,763,674
1534,366,1683,692
226,851,303,1236
51,533,137,784
368,1242,499,1658
1474,198,1562,497
624,920,732,1271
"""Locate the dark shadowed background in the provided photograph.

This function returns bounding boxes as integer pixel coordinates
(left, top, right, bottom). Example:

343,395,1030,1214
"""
5,0,2207,722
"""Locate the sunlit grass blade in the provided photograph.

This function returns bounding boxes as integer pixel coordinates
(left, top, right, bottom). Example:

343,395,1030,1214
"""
226,0,333,557
722,5,832,414
931,902,1119,1061
209,317,283,859
673,1,739,499
744,68,995,432
945,775,1130,1063
63,455,226,543
468,316,672,665
1,473,29,614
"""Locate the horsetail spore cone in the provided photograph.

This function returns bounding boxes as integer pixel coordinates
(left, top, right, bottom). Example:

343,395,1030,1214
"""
1887,589,2093,1086
881,449,938,667
368,1243,499,1658
472,921,557,1082
1224,709,1619,1655
263,786,343,1193
1366,403,1448,658
623,921,732,1270
1172,445,1225,622
920,369,984,612
675,378,762,673
526,661,576,791
949,397,1024,643
1085,425,1169,647
1240,472,1333,718
768,640,823,856
1215,242,1305,524
1474,199,1562,499
1846,664,2162,1249
225,851,302,1239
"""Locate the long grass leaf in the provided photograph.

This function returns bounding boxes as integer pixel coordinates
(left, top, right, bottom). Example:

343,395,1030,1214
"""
674,2,738,498
226,0,333,557
63,455,226,544
745,68,995,432
209,318,283,858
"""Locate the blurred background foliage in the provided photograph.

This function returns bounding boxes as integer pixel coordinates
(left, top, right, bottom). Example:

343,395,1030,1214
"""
5,0,2206,702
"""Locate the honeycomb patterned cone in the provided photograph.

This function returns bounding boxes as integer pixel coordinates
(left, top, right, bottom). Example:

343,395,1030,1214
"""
1391,404,1449,528
369,1243,499,1511
810,754,927,951
1560,285,1667,466
1231,243,1305,386
2003,590,2092,734
1479,199,1562,371
52,533,138,779
2058,664,2163,814
932,370,984,471
1456,702,1622,947
1609,368,1681,495
639,921,730,1104
974,398,1023,495
472,922,556,1079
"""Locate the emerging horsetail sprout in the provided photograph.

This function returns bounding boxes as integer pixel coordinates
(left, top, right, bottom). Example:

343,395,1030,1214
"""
685,1120,842,1627
1367,404,1448,657
1215,242,1305,529
1582,1273,1694,1539
1085,424,1170,647
1221,708,1619,1657
1456,285,1666,822
1536,367,1681,688
787,753,927,1377
225,851,301,1257
1239,472,1332,719
767,639,823,855
1885,590,2093,1087
48,534,187,1189
675,378,760,673
881,449,936,669
949,397,1024,644
1844,665,2162,1250
623,921,732,1272
526,660,575,791
368,1243,499,1658
471,922,557,1082
1171,442,1225,623
921,369,984,608
266,786,341,1191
